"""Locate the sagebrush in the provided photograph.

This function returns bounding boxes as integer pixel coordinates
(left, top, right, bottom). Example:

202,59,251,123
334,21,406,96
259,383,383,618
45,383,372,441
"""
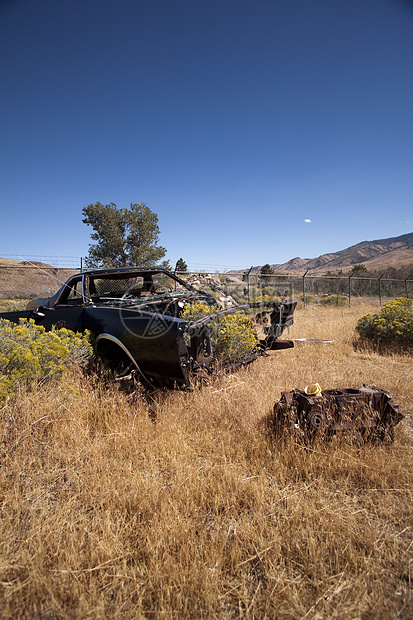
181,302,259,362
0,318,92,402
356,297,413,350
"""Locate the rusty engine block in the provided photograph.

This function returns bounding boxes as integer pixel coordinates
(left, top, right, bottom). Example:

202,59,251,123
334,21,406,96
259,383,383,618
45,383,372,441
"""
273,386,404,442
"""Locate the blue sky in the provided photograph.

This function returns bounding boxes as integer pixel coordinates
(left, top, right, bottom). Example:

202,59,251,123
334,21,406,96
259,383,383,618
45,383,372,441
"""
1,0,412,270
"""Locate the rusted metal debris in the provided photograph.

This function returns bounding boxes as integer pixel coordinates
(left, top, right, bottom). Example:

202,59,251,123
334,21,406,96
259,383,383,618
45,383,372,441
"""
273,386,404,442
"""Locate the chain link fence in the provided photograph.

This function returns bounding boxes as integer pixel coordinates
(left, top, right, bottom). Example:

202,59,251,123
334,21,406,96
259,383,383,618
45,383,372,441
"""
0,255,83,269
240,271,412,307
0,259,411,307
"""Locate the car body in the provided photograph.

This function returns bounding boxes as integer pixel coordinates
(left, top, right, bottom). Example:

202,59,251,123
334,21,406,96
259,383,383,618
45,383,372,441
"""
0,267,296,389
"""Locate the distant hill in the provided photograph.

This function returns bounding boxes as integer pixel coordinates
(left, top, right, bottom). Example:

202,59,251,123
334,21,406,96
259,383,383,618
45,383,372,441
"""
1,232,412,298
263,232,413,274
0,259,77,298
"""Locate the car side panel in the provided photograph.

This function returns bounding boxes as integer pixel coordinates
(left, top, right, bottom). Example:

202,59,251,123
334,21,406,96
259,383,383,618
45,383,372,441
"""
82,306,190,386
0,310,33,323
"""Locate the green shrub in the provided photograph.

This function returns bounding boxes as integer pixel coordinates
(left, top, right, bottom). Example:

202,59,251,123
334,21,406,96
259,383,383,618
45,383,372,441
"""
260,286,279,299
319,295,347,306
0,319,93,403
223,285,246,304
355,297,413,350
180,303,259,362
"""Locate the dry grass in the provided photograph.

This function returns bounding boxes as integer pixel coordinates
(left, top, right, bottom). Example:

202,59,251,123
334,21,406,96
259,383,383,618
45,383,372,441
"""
0,299,30,313
1,300,412,618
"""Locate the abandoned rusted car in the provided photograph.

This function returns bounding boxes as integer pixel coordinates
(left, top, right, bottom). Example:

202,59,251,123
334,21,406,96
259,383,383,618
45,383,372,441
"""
0,267,296,389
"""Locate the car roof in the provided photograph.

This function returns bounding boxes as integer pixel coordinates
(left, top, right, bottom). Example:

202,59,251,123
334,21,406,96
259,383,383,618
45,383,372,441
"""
79,267,169,277
61,267,195,292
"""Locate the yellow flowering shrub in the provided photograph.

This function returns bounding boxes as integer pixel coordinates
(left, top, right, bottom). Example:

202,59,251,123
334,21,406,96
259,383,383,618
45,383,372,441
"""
211,313,259,362
254,294,281,304
179,301,219,321
50,326,94,366
181,303,259,362
356,297,413,349
0,319,93,403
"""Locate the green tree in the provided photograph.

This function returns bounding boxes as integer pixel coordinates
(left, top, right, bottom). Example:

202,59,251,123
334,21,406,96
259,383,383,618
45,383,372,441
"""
351,263,367,274
260,263,275,285
260,264,274,275
82,202,168,268
174,258,188,274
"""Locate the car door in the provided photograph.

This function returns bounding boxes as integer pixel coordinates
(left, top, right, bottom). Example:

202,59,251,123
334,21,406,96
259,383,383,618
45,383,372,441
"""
31,276,87,332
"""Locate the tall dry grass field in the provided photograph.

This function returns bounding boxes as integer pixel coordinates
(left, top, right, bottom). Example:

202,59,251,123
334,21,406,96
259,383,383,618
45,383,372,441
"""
1,300,412,618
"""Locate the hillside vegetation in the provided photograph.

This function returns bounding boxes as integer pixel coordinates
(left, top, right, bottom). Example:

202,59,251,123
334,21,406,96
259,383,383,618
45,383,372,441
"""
0,301,412,618
261,231,413,274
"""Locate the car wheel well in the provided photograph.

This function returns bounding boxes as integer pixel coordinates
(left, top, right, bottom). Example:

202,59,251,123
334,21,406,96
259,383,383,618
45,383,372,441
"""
96,338,135,375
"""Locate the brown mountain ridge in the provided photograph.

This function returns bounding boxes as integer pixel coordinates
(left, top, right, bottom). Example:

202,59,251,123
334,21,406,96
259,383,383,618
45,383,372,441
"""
261,232,413,275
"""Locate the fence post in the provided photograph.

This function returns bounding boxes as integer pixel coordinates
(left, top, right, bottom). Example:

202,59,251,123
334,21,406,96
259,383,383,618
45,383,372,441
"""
246,266,253,303
378,274,385,306
302,270,309,308
348,273,354,307
80,257,83,272
405,273,412,298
